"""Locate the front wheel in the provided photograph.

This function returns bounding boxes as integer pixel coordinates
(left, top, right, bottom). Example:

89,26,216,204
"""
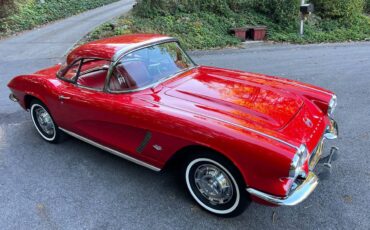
184,153,250,217
30,99,61,143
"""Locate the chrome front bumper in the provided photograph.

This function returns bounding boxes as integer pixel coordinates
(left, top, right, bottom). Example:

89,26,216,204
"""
246,118,339,206
247,172,319,206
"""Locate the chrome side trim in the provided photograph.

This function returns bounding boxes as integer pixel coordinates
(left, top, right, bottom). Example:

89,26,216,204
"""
142,100,299,151
246,172,319,206
59,127,161,172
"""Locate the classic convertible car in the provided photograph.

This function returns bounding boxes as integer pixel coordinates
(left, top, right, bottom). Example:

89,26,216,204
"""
8,34,338,217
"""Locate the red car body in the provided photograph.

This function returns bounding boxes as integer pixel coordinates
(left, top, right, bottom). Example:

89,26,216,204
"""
8,34,338,209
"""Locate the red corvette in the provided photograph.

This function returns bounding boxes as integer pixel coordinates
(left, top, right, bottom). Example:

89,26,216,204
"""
8,34,339,217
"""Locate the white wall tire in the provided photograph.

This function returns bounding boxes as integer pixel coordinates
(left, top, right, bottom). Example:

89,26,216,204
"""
184,153,249,217
30,100,60,143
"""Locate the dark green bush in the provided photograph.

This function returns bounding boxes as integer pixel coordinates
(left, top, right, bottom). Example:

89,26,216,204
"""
134,0,300,26
0,0,32,18
250,0,300,26
310,0,365,20
133,0,234,17
365,0,370,13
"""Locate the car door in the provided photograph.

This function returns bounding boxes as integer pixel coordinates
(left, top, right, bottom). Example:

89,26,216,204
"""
55,58,151,158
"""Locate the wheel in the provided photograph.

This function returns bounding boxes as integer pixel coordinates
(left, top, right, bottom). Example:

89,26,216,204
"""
184,152,250,217
30,99,61,143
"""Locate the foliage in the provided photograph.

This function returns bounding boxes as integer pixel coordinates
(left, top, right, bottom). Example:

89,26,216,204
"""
366,0,370,13
133,0,300,26
310,0,365,20
0,0,32,18
84,0,369,49
0,0,119,36
270,15,370,43
249,0,300,26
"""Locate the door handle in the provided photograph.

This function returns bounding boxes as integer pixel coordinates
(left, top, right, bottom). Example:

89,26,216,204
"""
59,95,71,100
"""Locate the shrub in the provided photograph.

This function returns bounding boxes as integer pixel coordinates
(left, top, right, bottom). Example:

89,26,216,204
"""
0,0,32,18
310,0,365,20
250,0,300,26
366,0,370,13
134,0,301,26
0,0,119,34
133,0,234,17
86,0,370,49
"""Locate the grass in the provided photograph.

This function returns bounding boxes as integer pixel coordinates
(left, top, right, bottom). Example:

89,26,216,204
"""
84,9,370,50
0,0,120,38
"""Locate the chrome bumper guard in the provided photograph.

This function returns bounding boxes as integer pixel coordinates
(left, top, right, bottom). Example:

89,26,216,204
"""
246,118,339,206
9,93,19,102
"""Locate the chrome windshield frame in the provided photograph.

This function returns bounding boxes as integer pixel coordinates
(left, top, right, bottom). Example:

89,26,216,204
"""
103,38,197,94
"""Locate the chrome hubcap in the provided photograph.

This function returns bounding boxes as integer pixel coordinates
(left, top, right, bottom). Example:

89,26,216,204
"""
194,164,233,205
35,107,54,136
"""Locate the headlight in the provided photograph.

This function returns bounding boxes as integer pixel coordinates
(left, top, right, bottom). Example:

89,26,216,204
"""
328,94,337,117
289,145,308,179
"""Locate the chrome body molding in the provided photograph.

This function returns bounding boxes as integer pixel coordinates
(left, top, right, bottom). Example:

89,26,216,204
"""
246,172,319,206
141,99,300,151
9,93,19,102
59,127,161,172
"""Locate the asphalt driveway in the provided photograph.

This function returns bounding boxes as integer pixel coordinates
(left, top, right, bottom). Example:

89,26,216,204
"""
1,3,370,228
0,0,135,114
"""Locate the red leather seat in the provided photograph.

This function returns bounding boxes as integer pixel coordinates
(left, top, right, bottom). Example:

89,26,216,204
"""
115,61,151,90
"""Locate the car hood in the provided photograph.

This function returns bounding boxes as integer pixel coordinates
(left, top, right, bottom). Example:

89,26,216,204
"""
162,66,304,131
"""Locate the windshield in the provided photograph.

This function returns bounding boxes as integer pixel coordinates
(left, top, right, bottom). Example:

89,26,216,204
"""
110,42,195,91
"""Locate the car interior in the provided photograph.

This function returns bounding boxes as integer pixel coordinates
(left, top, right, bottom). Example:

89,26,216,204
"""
76,59,110,90
69,42,193,92
109,60,153,91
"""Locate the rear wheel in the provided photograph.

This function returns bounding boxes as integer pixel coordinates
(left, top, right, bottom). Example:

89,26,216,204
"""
30,100,61,143
183,152,250,217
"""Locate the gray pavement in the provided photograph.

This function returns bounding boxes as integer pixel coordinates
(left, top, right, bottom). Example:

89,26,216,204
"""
1,3,370,229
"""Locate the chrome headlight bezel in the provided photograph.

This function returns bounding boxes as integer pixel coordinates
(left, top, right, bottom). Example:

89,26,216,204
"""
328,94,337,117
289,145,308,179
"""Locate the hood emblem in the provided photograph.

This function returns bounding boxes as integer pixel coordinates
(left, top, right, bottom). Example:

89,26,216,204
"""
304,117,313,128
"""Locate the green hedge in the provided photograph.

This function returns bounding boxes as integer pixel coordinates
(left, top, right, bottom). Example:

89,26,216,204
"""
85,0,370,49
310,0,365,19
134,0,300,26
0,0,119,35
